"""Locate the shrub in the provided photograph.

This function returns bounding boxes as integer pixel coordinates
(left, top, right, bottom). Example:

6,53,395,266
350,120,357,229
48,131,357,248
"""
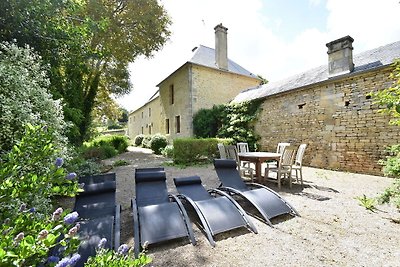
134,134,145,146
173,138,233,165
162,145,174,158
150,134,168,154
83,135,128,159
85,240,151,267
0,206,81,266
142,135,152,148
193,105,225,138
0,41,69,153
0,124,81,218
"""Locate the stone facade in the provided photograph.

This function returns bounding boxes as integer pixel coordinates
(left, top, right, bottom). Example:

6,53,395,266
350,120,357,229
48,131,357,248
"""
255,66,399,175
157,63,260,139
127,95,162,137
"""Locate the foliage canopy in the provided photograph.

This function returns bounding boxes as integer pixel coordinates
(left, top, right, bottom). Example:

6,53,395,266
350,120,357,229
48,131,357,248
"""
0,0,171,144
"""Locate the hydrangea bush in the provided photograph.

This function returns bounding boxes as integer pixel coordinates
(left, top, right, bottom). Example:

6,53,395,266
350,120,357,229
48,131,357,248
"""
84,238,151,267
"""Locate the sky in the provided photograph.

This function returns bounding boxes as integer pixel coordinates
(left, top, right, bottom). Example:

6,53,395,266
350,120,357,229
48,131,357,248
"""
117,0,400,112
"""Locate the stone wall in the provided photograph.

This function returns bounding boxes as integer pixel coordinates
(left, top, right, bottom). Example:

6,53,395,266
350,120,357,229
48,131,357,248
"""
255,66,399,175
127,96,162,139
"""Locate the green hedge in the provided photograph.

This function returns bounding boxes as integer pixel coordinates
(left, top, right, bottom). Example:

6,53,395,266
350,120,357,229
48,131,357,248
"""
173,138,233,164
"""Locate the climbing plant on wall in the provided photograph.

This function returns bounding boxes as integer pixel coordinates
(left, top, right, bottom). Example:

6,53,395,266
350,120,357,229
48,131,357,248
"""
193,100,263,151
370,60,400,209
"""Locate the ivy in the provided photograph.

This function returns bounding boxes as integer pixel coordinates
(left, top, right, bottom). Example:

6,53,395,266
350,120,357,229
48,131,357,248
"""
193,100,263,151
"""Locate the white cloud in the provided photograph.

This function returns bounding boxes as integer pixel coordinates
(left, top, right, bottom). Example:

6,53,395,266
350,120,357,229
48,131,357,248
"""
118,0,400,111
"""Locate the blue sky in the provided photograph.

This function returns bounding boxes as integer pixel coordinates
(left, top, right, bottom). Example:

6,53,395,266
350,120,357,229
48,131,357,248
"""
118,0,400,112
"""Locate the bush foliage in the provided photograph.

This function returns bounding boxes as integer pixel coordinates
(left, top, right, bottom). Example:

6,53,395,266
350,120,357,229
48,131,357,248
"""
134,134,145,146
0,42,68,153
192,100,262,151
173,138,233,164
83,135,129,160
150,134,168,155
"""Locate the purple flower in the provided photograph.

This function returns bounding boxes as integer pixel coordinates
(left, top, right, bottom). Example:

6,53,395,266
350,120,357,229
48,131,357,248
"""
75,222,81,230
29,207,36,213
68,226,78,237
38,229,48,240
68,254,81,266
98,238,107,249
63,211,79,225
47,256,59,263
55,257,70,267
55,157,64,168
19,203,26,212
117,244,129,255
66,172,77,180
52,207,63,221
14,232,24,243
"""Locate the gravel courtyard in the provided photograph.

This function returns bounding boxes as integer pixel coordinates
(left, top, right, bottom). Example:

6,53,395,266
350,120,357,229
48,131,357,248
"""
104,147,400,267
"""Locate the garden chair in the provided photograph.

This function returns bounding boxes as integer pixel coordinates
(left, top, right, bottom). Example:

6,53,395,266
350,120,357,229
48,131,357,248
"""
217,143,227,159
236,142,252,168
213,159,298,226
174,175,257,246
265,146,296,189
131,168,196,256
292,144,307,186
73,173,121,267
225,145,254,182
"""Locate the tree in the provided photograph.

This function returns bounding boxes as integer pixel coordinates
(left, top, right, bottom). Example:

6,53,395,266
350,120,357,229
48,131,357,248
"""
0,41,68,153
0,0,171,144
370,60,400,209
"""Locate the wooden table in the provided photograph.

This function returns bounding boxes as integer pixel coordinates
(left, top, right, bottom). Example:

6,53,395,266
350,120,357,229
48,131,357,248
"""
238,152,281,180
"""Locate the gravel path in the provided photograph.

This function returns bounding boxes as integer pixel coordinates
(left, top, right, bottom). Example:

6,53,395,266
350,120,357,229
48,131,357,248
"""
103,147,400,267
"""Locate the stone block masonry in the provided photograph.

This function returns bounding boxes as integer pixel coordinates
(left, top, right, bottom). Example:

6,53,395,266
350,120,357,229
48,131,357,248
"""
255,67,400,175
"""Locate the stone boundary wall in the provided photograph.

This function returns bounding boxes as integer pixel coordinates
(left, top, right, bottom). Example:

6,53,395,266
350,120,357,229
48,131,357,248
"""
255,67,400,175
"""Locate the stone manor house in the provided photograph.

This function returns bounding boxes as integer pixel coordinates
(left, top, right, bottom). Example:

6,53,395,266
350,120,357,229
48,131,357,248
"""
128,24,400,175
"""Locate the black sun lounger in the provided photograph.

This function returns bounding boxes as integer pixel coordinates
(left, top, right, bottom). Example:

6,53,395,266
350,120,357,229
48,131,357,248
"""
73,173,121,267
213,159,299,226
132,169,196,256
174,175,257,246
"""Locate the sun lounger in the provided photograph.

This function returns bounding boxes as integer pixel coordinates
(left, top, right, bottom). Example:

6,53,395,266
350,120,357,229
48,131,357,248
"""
213,159,299,226
132,169,196,256
173,175,257,246
73,173,121,267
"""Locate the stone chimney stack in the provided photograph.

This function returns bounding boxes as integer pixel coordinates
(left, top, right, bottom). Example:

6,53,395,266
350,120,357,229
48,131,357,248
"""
326,35,354,77
214,23,228,70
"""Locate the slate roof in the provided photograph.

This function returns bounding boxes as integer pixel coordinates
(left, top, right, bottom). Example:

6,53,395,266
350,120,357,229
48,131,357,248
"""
189,45,258,78
233,40,400,103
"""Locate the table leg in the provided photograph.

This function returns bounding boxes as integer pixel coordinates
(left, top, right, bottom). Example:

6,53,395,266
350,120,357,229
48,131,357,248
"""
255,161,262,181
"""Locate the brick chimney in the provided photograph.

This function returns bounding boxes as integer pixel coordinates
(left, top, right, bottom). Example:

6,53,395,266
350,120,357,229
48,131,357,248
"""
214,23,228,70
326,35,354,77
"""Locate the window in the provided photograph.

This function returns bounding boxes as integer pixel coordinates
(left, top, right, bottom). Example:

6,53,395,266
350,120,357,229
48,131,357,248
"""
169,84,174,105
141,126,144,134
149,107,151,117
165,119,170,134
133,116,135,122
149,125,152,134
141,112,143,118
175,115,181,133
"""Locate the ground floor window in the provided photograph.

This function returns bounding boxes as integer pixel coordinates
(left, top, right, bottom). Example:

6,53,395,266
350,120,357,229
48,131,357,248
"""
175,115,180,133
165,118,170,134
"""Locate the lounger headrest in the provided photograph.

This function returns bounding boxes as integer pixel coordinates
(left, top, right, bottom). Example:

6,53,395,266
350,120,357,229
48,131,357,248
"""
135,171,166,183
173,176,202,186
213,159,237,169
82,180,116,195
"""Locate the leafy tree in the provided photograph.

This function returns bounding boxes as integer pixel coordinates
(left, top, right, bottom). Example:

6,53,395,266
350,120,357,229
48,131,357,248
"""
0,41,68,153
0,0,171,145
370,60,400,125
370,60,400,209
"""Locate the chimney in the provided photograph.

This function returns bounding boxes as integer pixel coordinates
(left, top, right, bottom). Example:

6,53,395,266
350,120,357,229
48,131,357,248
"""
214,23,228,70
326,35,354,77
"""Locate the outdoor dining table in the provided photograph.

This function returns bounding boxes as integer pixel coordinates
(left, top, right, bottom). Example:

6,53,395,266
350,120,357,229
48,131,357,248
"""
238,152,281,180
